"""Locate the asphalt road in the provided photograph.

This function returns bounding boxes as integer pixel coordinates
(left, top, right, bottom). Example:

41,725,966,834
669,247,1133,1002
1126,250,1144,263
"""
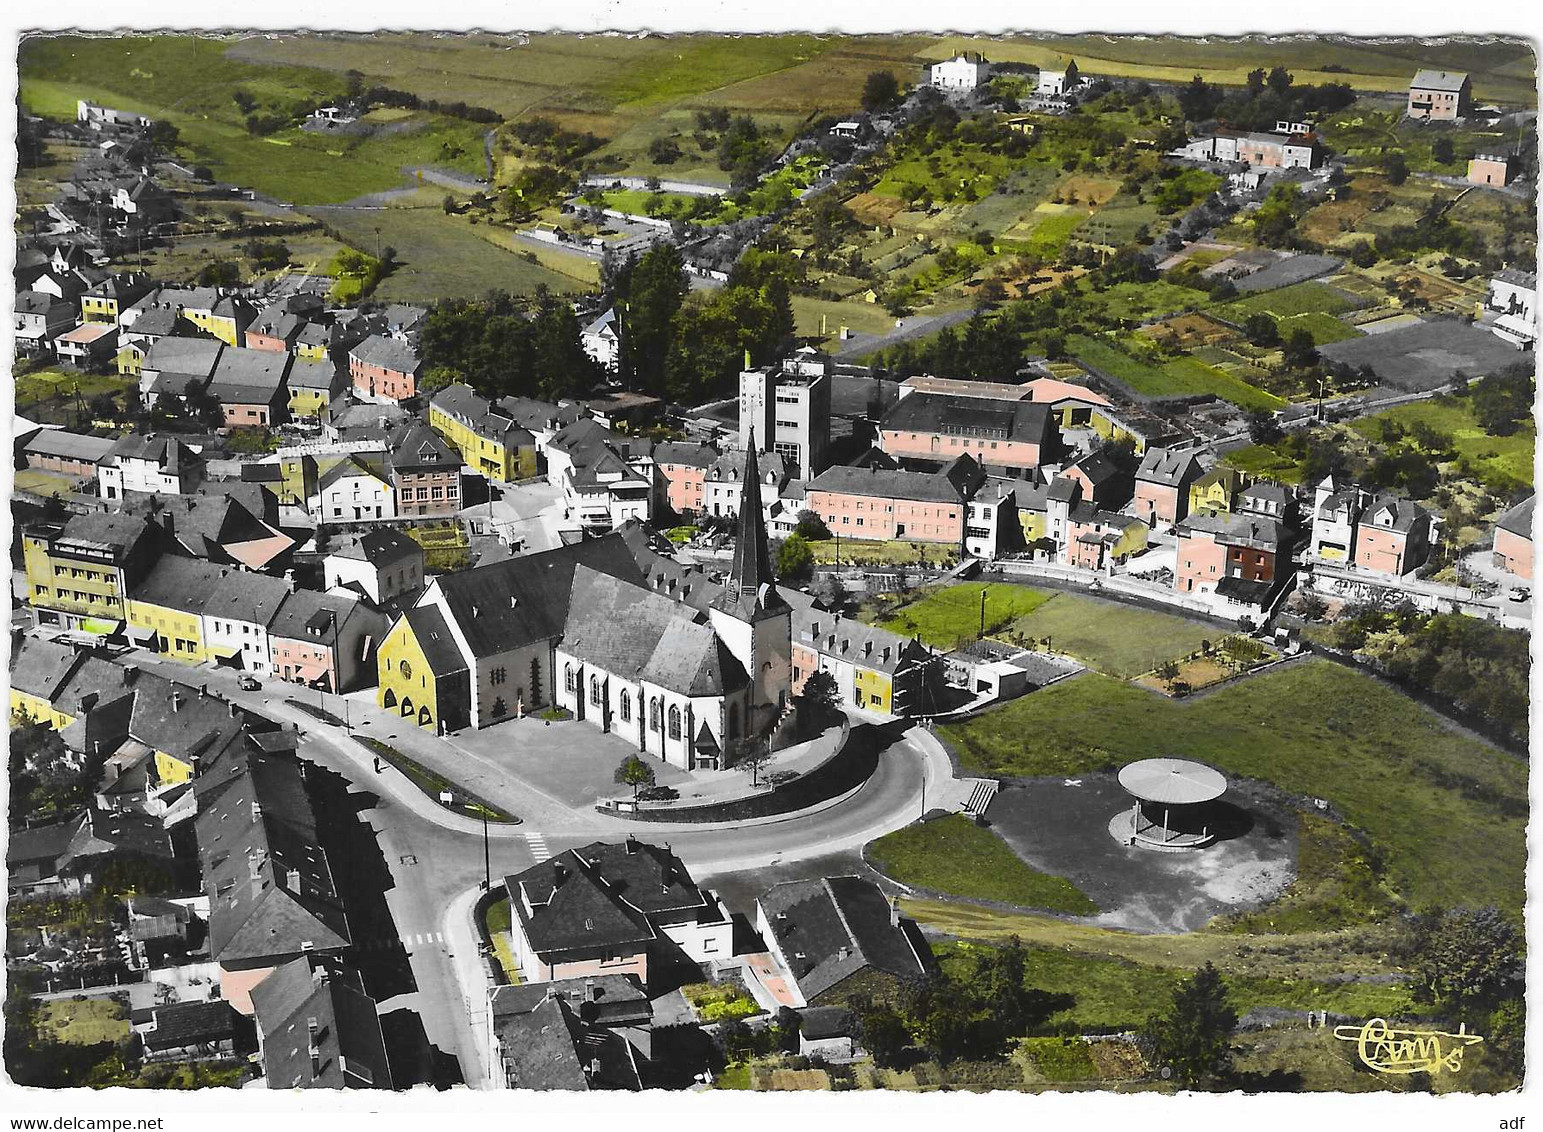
120,650,944,1088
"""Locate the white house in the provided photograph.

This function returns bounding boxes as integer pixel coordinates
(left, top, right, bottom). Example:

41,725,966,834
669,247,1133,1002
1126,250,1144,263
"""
200,570,292,676
929,52,990,93
97,434,204,499
703,449,790,522
581,307,621,372
1488,269,1537,349
313,455,395,524
323,529,426,605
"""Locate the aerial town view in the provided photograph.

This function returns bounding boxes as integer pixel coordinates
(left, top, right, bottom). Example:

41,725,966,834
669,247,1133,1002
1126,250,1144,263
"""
3,24,1535,1111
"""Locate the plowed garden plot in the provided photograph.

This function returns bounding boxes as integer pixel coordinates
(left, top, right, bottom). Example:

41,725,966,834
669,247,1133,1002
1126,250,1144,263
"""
1137,312,1239,350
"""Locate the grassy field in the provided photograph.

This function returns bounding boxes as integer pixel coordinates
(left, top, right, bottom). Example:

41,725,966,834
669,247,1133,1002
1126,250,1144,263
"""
1350,397,1536,489
228,32,930,184
790,294,900,345
934,940,1413,1033
921,35,1536,105
36,999,130,1046
20,37,487,205
868,814,1098,914
1007,593,1219,679
307,198,587,300
938,661,1525,914
1214,281,1361,322
876,583,1053,648
1068,335,1285,411
14,369,137,411
1274,311,1364,346
1221,443,1312,484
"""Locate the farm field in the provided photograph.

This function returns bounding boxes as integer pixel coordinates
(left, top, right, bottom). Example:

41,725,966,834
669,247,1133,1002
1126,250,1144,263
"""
19,38,488,205
229,32,929,185
35,999,130,1046
919,35,1536,104
1007,592,1219,679
1068,334,1285,411
1221,443,1312,484
790,294,899,345
306,197,588,300
869,814,1097,914
875,582,1053,648
938,661,1526,913
1212,281,1361,322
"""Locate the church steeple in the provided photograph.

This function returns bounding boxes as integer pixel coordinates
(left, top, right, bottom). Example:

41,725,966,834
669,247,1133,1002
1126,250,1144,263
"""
714,433,785,620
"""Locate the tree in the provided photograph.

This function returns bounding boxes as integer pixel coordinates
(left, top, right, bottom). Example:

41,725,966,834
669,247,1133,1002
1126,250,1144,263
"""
1177,75,1221,122
442,193,457,214
776,533,814,580
648,136,681,164
811,572,848,611
1432,136,1456,165
797,670,842,719
1265,65,1293,96
735,740,773,787
856,1006,910,1068
614,755,655,799
1247,410,1284,445
794,509,831,541
1281,327,1319,370
1409,906,1523,1018
1154,659,1182,689
862,70,902,112
1384,152,1409,186
1143,962,1238,1089
1243,313,1279,347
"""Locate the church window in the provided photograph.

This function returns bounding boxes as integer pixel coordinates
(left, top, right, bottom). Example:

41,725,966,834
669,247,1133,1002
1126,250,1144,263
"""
668,705,681,740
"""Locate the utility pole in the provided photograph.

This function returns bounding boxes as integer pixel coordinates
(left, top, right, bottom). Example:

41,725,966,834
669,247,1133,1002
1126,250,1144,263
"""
979,586,987,639
482,805,491,893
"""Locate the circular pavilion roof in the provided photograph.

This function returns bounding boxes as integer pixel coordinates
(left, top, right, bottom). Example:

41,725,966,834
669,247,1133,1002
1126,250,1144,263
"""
1118,758,1227,805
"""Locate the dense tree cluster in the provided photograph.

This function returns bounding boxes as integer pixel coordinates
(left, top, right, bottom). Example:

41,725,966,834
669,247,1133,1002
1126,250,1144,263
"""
602,243,794,402
506,116,604,166
418,288,602,401
1177,69,1355,128
1328,607,1530,746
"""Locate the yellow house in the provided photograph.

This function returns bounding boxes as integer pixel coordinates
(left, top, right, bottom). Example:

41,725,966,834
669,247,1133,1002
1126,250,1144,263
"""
428,385,538,483
124,557,228,665
1089,409,1148,455
23,512,159,630
377,605,470,731
277,454,319,506
287,358,341,422
8,637,86,730
1189,467,1246,516
82,293,119,324
116,341,146,377
852,666,894,715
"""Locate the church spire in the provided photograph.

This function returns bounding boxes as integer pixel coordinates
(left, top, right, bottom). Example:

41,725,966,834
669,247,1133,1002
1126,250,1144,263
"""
715,432,785,619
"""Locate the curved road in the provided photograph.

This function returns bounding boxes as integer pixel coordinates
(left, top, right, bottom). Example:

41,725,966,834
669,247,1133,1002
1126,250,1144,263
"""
122,651,951,1088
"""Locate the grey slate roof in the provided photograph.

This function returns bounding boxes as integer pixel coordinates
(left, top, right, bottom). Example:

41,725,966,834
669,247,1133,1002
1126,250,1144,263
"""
286,357,340,391
331,528,421,568
402,605,467,678
8,636,86,702
145,1000,240,1052
143,335,223,377
195,744,351,965
759,875,927,1002
350,334,421,374
1497,494,1534,540
22,429,115,464
208,347,291,393
562,566,748,697
129,556,229,615
251,958,391,1089
881,391,1053,444
1135,444,1203,484
205,569,292,629
1360,494,1431,534
1410,69,1469,91
807,463,970,504
1178,510,1285,552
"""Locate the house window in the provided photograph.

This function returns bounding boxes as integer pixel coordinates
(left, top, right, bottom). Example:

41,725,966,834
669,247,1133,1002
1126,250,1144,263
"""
668,705,681,740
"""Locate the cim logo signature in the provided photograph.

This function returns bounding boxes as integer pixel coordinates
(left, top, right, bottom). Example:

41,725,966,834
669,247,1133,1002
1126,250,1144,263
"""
1333,1018,1484,1075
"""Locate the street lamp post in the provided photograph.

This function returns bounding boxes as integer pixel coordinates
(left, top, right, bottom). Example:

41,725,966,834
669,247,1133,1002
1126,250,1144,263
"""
330,610,350,732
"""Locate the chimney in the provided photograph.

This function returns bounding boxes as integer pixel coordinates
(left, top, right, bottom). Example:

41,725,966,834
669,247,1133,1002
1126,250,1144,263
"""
122,664,139,685
889,893,900,927
625,835,640,855
229,700,240,718
837,945,850,961
170,691,183,713
552,861,568,886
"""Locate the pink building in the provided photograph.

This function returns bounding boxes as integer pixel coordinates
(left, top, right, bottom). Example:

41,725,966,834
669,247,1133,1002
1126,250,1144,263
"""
653,441,717,517
349,334,421,402
1353,495,1434,577
879,392,1057,471
1468,154,1512,187
1493,496,1533,580
805,458,983,545
503,840,733,990
1175,512,1285,596
1134,446,1204,526
1407,69,1470,121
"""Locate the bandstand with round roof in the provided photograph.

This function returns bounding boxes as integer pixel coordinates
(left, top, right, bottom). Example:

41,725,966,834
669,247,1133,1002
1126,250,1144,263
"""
1109,758,1228,851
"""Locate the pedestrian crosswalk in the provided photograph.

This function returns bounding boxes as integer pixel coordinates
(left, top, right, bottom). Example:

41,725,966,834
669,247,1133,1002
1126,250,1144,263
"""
354,932,444,952
525,831,551,862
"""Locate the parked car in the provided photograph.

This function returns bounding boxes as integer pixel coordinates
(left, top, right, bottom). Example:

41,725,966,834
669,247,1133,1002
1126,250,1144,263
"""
1507,587,1530,603
237,674,262,690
